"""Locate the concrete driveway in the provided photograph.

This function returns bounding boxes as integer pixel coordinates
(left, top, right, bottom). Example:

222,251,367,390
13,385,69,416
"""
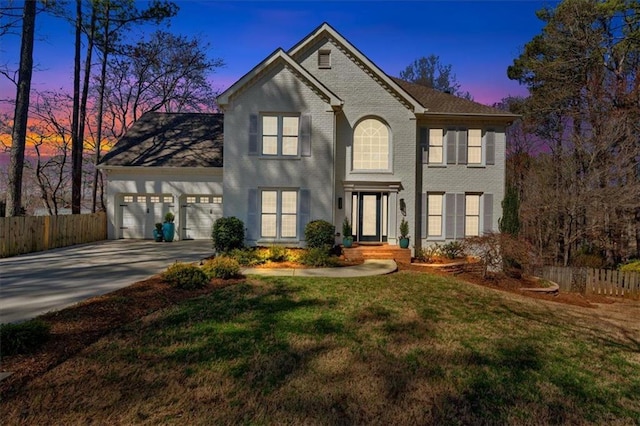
0,239,213,324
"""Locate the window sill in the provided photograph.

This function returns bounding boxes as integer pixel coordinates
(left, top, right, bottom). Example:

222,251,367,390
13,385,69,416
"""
257,238,300,244
259,156,302,160
350,170,393,174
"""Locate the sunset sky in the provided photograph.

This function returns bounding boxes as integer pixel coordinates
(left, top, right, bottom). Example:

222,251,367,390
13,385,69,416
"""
0,0,558,110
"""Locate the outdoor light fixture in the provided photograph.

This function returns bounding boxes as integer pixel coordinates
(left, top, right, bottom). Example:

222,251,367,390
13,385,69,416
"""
338,197,343,209
400,198,406,216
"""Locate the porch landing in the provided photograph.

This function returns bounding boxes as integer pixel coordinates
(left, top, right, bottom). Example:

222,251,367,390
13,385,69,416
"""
342,244,411,264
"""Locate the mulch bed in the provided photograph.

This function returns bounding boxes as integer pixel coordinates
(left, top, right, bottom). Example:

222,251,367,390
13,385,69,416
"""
398,262,611,308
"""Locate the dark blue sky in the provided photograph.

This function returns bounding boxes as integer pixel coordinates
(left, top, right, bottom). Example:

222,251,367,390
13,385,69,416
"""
1,1,558,106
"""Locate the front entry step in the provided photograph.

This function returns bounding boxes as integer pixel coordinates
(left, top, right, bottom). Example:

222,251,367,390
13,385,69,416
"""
342,244,411,264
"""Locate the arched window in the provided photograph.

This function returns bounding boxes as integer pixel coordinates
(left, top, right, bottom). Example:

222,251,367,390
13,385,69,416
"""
353,118,389,170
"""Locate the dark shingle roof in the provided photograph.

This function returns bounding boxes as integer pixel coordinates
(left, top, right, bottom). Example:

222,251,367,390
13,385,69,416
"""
100,112,223,168
390,77,517,116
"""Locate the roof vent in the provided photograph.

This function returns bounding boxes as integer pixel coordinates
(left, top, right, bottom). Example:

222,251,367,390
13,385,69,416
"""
318,50,331,69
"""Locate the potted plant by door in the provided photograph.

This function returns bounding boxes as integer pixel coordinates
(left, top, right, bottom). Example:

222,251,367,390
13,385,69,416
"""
153,222,164,242
162,212,175,242
399,218,410,249
342,217,353,248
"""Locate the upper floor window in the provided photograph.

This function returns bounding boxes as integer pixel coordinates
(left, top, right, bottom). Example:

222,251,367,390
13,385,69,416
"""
467,129,482,164
262,115,299,156
353,118,389,170
429,128,444,164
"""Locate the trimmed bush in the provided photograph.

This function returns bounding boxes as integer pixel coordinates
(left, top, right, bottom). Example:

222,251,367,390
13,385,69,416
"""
620,260,640,273
212,217,245,253
415,244,441,263
228,247,263,266
300,247,338,267
304,220,335,249
268,245,288,262
0,319,51,356
162,262,209,289
201,256,241,279
441,241,465,259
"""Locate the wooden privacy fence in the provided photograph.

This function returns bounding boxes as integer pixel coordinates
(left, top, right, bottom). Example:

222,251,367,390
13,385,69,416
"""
536,265,640,299
0,212,107,258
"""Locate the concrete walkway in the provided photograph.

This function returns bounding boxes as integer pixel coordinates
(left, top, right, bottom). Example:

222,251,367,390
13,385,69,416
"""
0,239,213,324
242,259,397,278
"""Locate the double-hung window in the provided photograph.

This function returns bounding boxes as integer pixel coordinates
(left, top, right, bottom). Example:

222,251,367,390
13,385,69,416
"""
262,115,299,156
427,193,443,237
465,194,480,236
467,129,482,165
429,129,444,164
261,190,298,239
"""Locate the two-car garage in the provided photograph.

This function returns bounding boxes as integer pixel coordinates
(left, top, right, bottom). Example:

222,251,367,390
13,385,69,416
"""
115,191,223,240
98,112,225,241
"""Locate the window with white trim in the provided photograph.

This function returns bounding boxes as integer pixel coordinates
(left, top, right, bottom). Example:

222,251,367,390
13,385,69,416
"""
212,196,222,204
149,196,160,203
427,193,443,237
468,129,482,164
123,195,133,203
262,115,299,156
353,118,389,170
429,128,443,164
260,190,298,239
136,195,146,203
465,194,480,236
186,196,196,204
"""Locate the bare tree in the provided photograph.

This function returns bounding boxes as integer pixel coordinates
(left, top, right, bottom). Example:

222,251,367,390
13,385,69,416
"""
102,30,223,137
508,0,640,265
399,55,472,100
6,0,36,216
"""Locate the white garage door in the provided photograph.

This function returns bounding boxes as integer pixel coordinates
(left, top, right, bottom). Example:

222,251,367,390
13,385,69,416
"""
181,195,223,239
120,194,174,239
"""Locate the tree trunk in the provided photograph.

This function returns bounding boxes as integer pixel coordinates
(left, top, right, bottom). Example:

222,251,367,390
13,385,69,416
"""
71,0,83,214
92,2,110,213
6,0,36,217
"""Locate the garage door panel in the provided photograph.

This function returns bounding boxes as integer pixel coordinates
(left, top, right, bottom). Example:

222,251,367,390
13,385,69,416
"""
183,202,222,240
121,203,147,239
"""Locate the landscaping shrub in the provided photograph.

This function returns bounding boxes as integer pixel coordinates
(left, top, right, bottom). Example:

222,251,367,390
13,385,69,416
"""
304,220,335,249
201,256,241,279
441,241,465,259
415,244,441,263
268,245,288,262
620,260,640,273
212,217,245,253
300,247,338,267
228,247,263,266
0,319,51,357
162,262,209,289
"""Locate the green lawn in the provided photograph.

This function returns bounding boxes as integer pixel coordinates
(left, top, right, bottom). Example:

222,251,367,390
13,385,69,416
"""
4,271,640,425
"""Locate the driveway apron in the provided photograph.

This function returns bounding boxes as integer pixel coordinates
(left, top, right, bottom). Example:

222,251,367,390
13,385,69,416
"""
0,240,212,324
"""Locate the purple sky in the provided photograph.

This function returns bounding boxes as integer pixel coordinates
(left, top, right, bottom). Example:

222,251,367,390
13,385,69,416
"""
0,1,557,108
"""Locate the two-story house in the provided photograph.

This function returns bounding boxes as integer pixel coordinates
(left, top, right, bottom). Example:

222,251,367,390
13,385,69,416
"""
99,23,517,251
